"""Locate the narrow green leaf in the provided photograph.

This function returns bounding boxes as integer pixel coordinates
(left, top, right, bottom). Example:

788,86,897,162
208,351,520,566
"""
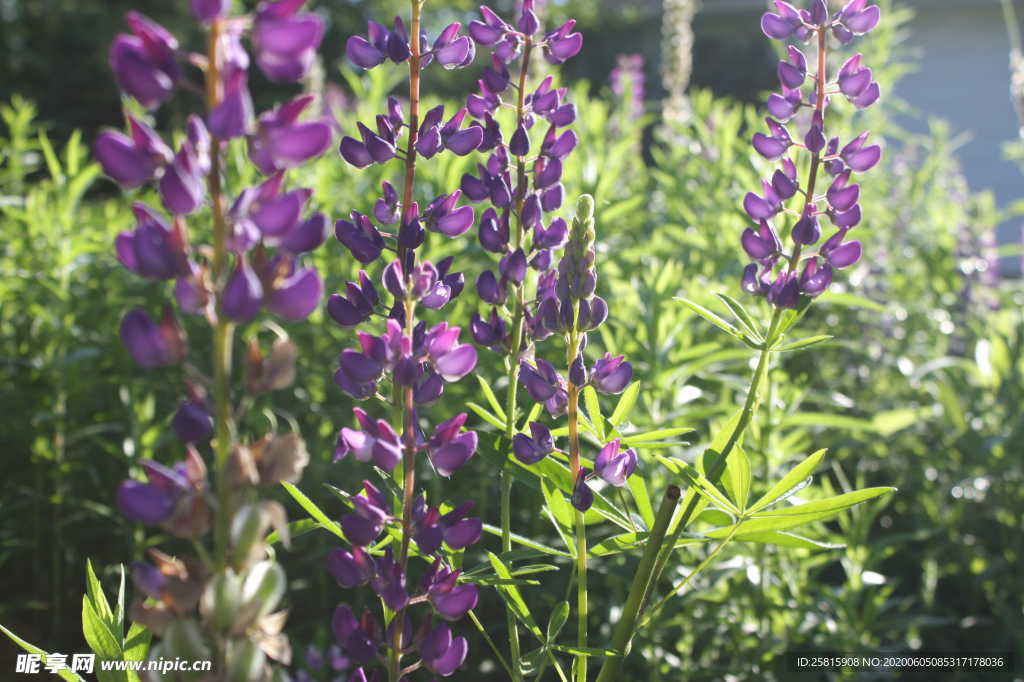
480,523,572,558
819,291,886,312
85,559,113,623
583,386,605,441
123,622,151,662
0,623,87,682
487,552,544,640
706,487,897,538
627,475,655,529
267,518,319,546
466,402,506,430
716,293,763,341
622,426,694,443
552,644,617,657
749,449,827,513
38,131,64,183
608,381,640,428
546,602,570,642
82,598,124,667
115,565,125,635
281,482,346,541
675,463,741,516
476,375,507,422
774,335,833,352
675,297,742,339
718,445,751,512
739,531,846,550
541,480,575,533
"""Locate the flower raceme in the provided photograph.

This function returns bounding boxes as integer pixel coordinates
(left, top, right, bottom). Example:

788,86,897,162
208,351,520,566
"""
742,0,882,308
326,3,486,679
100,3,331,680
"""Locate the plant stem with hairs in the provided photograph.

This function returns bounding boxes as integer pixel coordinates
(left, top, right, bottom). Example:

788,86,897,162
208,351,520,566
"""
389,4,424,680
204,17,236,571
500,33,535,682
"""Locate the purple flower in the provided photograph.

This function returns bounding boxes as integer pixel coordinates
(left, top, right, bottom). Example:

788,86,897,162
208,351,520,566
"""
335,212,385,264
421,623,469,677
328,271,379,328
191,0,229,23
841,132,882,172
512,421,555,465
222,258,265,321
253,0,325,82
335,409,401,471
426,414,478,477
328,545,374,589
248,95,333,174
172,400,213,443
339,481,392,546
752,118,791,160
761,2,802,40
268,265,323,321
117,447,208,537
590,353,633,394
426,565,479,621
571,468,594,511
332,606,382,664
208,68,253,140
120,306,186,368
95,117,172,189
116,203,188,279
520,358,568,416
109,12,179,110
594,439,638,486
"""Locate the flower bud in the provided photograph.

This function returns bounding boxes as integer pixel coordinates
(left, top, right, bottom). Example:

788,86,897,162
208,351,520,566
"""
240,560,287,621
162,618,211,662
227,638,267,682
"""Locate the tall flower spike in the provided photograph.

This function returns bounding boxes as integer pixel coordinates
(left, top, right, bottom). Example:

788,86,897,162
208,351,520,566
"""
326,4,483,679
743,1,882,306
102,4,328,680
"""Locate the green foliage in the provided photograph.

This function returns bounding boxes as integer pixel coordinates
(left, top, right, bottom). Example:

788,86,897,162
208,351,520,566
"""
3,5,1023,675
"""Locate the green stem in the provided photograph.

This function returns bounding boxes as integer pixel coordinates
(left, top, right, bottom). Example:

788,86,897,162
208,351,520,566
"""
388,3,423,680
640,524,741,629
499,34,535,682
574,506,588,682
641,309,781,613
204,17,235,571
469,609,516,680
594,486,680,682
566,322,586,682
638,26,831,615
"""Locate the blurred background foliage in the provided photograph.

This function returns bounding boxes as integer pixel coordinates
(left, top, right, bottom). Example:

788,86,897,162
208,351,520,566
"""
2,0,1023,680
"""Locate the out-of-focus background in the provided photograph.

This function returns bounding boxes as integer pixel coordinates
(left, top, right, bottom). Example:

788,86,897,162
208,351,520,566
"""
2,1,1023,680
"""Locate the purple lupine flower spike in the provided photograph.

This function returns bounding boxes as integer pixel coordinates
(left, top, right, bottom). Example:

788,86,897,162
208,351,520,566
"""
743,1,882,304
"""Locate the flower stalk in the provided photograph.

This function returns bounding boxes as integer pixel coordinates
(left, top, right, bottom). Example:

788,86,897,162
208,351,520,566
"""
595,485,680,682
